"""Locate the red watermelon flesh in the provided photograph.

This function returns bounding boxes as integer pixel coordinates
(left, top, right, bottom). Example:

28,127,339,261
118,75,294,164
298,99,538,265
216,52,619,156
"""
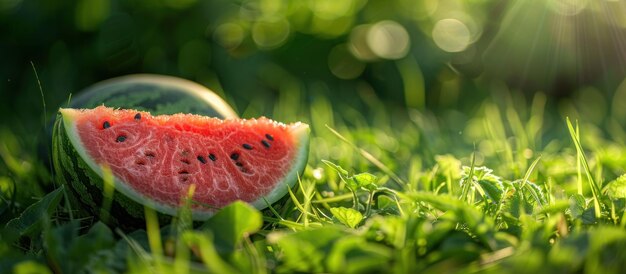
59,106,309,218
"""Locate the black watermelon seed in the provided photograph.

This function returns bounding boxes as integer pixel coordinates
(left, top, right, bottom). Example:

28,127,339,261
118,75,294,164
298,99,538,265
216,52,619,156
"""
103,121,110,129
134,113,141,120
197,156,207,164
116,136,126,142
178,170,189,174
208,153,217,161
243,144,253,150
145,152,155,158
261,140,271,148
230,153,239,160
236,162,243,167
265,134,274,141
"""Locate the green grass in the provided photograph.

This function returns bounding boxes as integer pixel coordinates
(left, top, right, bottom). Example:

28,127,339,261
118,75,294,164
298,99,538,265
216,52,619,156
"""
2,89,626,274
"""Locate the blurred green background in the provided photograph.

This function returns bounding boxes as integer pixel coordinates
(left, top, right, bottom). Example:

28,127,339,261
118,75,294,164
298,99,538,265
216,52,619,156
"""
2,0,626,142
4,2,626,272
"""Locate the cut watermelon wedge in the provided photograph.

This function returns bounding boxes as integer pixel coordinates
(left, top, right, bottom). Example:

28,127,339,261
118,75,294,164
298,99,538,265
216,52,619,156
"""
53,106,309,221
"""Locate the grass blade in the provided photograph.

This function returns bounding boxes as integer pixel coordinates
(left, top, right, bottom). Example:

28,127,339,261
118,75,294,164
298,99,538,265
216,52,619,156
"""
144,206,165,273
325,125,406,188
566,118,602,218
519,155,543,208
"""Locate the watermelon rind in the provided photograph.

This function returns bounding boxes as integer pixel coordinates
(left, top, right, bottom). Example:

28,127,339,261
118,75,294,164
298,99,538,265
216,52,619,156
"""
52,111,149,227
41,74,238,172
53,108,310,221
69,74,238,118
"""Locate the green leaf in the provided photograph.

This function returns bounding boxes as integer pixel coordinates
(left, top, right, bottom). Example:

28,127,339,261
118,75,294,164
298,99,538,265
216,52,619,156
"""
461,166,503,190
604,174,626,199
581,207,597,225
5,186,64,237
68,222,118,272
523,180,547,207
352,172,378,191
478,179,503,203
586,227,626,273
569,194,586,219
435,154,462,180
508,189,523,218
182,231,239,274
407,192,497,250
537,200,570,216
0,176,15,217
44,221,120,274
326,236,392,274
330,207,363,228
200,201,262,253
322,160,349,176
44,220,79,274
269,227,346,273
361,215,406,249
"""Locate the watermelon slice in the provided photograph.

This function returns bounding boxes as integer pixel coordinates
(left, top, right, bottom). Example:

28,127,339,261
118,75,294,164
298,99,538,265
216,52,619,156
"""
52,106,309,221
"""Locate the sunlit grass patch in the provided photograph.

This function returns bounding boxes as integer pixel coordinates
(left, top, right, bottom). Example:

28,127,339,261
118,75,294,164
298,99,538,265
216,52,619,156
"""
3,88,626,273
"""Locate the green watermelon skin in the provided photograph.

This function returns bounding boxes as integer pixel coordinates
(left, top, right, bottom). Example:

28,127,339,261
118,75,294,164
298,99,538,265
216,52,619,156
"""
67,74,237,117
52,112,155,228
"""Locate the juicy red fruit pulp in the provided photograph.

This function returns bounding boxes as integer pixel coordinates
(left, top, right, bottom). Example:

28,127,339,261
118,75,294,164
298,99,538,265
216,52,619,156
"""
73,106,301,209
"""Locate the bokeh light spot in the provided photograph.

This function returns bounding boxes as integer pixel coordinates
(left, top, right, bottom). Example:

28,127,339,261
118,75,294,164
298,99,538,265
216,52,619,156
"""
75,0,110,31
311,14,353,37
432,18,471,53
308,0,354,20
259,0,285,16
401,0,439,20
548,0,588,16
349,24,377,61
252,18,290,49
328,44,365,79
576,87,606,124
611,78,626,120
312,167,324,180
367,20,410,60
214,23,246,50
